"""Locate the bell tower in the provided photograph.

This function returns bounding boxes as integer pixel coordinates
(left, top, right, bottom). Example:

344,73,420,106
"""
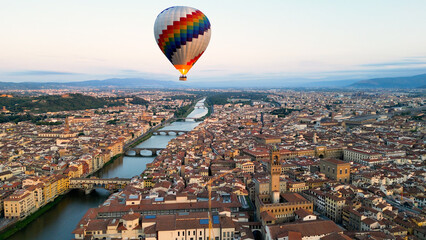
64,117,70,134
270,145,281,203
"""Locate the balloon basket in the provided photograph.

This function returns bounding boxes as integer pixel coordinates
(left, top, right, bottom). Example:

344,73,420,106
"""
179,75,187,81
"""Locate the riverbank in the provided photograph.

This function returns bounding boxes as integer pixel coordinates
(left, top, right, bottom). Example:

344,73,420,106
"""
174,97,203,119
127,133,153,149
89,99,204,177
197,99,212,121
0,195,65,240
5,98,209,240
0,123,155,239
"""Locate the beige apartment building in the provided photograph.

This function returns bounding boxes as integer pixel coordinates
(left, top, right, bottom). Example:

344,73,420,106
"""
236,161,255,173
4,189,36,219
343,148,381,163
325,194,346,223
287,181,309,192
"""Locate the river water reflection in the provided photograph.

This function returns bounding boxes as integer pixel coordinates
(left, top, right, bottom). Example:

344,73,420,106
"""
9,99,207,240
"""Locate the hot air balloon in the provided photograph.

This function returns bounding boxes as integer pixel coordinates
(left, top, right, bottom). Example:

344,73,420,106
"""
154,6,211,81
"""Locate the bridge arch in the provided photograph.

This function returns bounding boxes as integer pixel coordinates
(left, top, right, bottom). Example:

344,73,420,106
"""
153,130,188,136
69,178,131,193
124,148,164,157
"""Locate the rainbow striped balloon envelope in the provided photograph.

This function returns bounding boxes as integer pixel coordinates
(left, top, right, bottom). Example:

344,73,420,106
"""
154,6,211,81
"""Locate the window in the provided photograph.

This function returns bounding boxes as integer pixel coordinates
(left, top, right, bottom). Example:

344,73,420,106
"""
340,169,342,174
345,169,348,174
178,232,180,236
193,231,196,235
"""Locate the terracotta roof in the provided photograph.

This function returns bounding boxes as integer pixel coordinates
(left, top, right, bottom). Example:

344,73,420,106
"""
122,212,140,221
85,219,109,231
260,211,276,222
361,217,377,226
276,231,302,240
294,208,314,219
321,158,349,165
320,232,351,240
267,220,342,238
281,193,309,203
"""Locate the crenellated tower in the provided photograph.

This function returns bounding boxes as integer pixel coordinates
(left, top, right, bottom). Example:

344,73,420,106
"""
270,145,281,203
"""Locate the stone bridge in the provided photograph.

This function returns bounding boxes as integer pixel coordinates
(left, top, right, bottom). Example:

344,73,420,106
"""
153,130,188,136
125,147,165,157
176,117,199,120
70,178,131,194
175,118,201,122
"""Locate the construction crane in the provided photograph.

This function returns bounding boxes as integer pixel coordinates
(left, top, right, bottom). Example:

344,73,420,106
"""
203,168,239,240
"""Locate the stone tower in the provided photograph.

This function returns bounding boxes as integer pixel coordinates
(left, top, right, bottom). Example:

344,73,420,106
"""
64,117,70,133
270,145,281,203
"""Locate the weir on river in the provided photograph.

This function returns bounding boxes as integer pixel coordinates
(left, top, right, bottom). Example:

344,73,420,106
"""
8,99,208,240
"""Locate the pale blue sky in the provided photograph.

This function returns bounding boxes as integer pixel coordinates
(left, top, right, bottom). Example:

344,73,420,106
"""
1,0,426,82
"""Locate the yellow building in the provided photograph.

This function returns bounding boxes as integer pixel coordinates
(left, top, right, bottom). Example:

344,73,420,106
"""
320,158,350,183
254,134,282,144
41,175,61,203
108,139,124,157
325,194,346,223
55,175,70,195
306,179,326,189
256,192,313,224
24,184,44,209
143,179,154,188
4,189,36,219
279,146,345,160
287,181,309,192
42,180,53,204
236,161,255,173
0,170,13,181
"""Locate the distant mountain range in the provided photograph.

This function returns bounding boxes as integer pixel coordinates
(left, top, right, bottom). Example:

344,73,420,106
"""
0,78,183,90
0,74,425,89
349,74,426,88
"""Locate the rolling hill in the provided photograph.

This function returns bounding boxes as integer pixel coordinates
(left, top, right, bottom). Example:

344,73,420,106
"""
349,74,426,88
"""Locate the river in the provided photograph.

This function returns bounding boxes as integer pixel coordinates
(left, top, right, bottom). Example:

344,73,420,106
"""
8,99,208,240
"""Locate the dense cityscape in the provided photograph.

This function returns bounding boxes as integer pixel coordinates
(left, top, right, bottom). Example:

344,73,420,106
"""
0,89,424,240
2,0,426,239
